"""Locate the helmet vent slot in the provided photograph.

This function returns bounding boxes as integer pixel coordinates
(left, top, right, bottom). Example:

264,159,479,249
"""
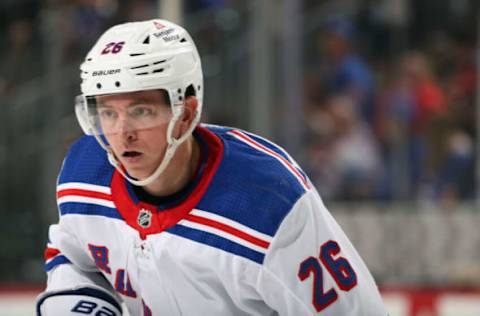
153,68,164,73
130,53,145,57
131,64,149,70
153,60,167,65
143,36,150,44
180,38,187,43
136,72,149,76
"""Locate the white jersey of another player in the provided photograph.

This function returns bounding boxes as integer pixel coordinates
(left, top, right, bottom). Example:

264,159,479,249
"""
38,124,387,315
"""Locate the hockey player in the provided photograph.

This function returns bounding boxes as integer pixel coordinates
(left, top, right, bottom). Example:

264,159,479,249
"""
37,19,388,315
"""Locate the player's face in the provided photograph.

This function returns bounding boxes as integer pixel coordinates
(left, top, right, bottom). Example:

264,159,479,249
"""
96,90,172,180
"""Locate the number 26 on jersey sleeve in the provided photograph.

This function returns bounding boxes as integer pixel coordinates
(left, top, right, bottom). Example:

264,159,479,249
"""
297,240,357,312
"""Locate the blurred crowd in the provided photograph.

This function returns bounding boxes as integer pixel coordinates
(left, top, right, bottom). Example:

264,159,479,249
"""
0,1,476,205
303,16,476,204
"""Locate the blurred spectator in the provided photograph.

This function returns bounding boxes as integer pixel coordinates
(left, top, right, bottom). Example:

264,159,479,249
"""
403,51,449,199
315,16,376,126
327,95,384,199
400,51,447,134
0,19,40,95
375,51,448,199
307,95,383,200
374,60,415,199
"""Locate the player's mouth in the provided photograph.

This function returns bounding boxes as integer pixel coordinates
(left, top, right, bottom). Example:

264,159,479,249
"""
122,151,143,163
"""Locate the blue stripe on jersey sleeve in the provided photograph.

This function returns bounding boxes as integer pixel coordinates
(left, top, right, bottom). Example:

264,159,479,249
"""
45,255,71,272
168,224,265,264
59,203,123,220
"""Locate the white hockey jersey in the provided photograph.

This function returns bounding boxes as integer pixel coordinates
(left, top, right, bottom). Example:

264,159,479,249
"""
42,125,387,315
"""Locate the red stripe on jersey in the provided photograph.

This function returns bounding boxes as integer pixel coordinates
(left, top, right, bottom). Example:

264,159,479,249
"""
230,130,310,189
57,189,112,201
44,247,60,261
186,214,270,249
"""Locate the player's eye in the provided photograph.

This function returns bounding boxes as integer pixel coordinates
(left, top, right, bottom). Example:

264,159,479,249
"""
99,108,117,120
130,105,155,118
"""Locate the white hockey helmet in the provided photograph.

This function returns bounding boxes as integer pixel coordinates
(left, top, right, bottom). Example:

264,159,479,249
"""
75,19,203,186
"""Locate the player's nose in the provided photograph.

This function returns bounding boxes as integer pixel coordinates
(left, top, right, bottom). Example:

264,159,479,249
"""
117,118,137,142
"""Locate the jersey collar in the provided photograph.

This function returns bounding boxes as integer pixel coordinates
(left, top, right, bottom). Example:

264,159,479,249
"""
110,126,224,239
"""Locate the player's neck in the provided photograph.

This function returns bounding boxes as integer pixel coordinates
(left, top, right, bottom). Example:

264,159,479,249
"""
142,137,200,197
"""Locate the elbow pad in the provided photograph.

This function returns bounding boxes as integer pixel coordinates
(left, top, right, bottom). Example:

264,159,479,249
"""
36,287,122,316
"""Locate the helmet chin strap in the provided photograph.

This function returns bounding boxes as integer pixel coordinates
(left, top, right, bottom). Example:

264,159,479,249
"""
107,142,178,187
94,103,200,187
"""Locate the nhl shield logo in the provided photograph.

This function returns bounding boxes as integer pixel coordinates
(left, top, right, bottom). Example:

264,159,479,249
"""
137,208,152,228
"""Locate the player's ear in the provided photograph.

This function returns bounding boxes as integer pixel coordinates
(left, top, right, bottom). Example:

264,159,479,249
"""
181,96,198,124
175,95,198,137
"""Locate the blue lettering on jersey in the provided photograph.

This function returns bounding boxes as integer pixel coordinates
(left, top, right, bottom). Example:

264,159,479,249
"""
114,269,137,298
88,244,112,274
